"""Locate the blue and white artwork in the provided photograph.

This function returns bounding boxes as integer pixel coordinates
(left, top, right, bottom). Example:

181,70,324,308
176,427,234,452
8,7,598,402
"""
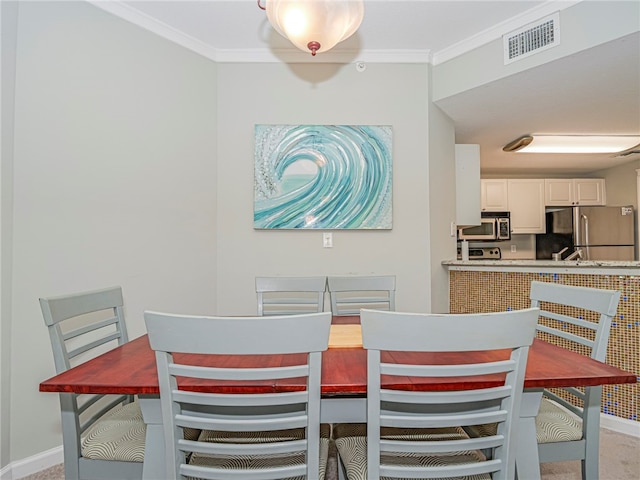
254,125,392,229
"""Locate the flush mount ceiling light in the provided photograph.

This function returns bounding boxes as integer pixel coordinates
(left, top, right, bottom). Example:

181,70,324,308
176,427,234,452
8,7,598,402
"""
258,0,364,56
503,135,640,153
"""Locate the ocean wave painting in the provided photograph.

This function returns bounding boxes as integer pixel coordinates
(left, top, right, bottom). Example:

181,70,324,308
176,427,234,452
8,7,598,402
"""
254,125,392,229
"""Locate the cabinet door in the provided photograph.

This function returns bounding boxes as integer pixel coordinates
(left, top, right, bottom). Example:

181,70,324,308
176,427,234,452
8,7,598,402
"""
455,145,481,226
481,179,509,211
508,179,546,234
575,178,606,205
545,179,573,205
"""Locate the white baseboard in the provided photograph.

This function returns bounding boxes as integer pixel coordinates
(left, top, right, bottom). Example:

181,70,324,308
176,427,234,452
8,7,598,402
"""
601,413,640,437
0,464,11,480
1,414,638,480
0,445,63,480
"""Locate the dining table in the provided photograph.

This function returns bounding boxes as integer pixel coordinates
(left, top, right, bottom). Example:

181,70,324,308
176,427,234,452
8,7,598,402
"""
40,315,636,480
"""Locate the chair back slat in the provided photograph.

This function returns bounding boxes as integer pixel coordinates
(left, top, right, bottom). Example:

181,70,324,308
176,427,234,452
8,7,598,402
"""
327,275,395,316
256,276,326,316
530,281,620,361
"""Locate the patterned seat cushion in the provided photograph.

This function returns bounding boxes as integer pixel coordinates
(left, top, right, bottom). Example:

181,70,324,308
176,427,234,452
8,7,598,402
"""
536,397,583,443
464,423,497,438
333,423,490,480
188,424,331,480
464,397,584,444
81,401,146,462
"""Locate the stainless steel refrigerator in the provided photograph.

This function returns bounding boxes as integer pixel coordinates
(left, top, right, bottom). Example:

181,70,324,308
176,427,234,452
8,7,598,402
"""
536,206,636,260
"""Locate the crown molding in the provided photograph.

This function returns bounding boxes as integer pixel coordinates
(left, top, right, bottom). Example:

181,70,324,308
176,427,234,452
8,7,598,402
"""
89,0,577,66
89,0,431,64
87,0,220,61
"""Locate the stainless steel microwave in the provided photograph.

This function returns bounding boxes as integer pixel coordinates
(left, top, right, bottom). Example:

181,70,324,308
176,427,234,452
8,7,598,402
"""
457,212,511,241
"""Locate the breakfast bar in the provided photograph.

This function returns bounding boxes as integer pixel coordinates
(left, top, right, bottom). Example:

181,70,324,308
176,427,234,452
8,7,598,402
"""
443,259,640,428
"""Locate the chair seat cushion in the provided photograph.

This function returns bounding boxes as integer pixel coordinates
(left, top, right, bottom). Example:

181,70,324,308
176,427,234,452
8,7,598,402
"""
333,423,489,480
464,397,584,444
81,401,146,462
189,424,331,480
536,397,583,443
198,427,308,443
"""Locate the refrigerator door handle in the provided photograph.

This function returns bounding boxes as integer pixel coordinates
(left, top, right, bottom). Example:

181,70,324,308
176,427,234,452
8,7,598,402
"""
581,214,590,260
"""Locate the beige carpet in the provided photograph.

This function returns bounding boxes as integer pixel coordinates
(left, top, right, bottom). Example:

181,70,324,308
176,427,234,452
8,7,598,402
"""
19,428,640,480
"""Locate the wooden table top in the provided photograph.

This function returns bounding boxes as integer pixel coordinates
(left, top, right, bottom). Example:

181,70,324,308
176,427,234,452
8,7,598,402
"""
328,324,362,349
40,315,636,397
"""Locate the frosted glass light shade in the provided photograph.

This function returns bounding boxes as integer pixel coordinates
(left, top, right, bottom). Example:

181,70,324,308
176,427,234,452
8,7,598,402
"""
506,135,640,153
266,0,364,55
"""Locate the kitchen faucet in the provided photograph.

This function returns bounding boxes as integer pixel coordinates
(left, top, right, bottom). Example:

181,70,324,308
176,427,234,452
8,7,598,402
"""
551,247,568,261
565,248,583,261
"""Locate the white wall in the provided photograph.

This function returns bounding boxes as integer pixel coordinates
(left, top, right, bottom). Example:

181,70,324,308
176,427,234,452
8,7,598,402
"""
427,101,456,313
215,62,438,315
0,0,19,471
597,160,640,208
7,1,217,463
597,159,640,259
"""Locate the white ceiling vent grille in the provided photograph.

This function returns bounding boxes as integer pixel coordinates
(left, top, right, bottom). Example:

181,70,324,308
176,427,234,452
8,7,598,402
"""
504,12,560,64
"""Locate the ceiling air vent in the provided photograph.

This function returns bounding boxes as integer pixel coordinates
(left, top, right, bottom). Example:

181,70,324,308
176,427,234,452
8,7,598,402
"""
504,12,560,64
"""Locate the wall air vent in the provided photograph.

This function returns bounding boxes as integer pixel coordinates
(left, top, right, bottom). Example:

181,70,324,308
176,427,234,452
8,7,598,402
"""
504,12,560,64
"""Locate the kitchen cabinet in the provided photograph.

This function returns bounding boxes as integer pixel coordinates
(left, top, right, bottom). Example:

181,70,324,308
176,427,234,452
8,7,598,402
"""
479,178,545,234
507,179,546,234
455,145,481,226
480,179,508,211
545,178,606,206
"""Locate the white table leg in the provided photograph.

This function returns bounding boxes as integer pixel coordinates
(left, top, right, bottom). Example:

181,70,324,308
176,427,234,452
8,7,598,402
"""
516,389,544,480
321,397,366,423
138,395,164,480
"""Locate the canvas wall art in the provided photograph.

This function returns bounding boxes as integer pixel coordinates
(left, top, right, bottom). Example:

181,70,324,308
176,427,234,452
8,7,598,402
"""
254,125,392,229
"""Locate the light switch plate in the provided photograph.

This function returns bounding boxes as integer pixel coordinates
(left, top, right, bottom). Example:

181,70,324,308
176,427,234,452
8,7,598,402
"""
323,232,333,248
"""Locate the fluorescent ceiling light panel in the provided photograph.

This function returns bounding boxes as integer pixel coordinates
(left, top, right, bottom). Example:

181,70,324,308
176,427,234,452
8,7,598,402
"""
515,135,640,153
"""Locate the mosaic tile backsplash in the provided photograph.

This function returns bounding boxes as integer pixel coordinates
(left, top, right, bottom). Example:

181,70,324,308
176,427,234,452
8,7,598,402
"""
450,271,639,423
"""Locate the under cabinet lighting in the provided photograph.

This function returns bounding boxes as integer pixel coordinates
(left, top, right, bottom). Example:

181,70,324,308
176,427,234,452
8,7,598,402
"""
503,135,640,153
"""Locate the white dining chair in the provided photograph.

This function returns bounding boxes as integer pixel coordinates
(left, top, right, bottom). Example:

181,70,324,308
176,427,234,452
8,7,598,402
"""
256,276,327,316
327,275,395,316
530,281,621,480
145,310,333,480
40,286,145,480
333,307,539,480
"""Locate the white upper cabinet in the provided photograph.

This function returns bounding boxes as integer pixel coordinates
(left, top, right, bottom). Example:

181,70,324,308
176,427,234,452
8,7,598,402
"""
507,179,546,234
480,179,508,211
544,179,573,205
455,145,481,227
574,178,606,205
545,178,606,206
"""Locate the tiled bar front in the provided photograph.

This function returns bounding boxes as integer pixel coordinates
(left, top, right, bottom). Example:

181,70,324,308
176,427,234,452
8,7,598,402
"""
448,268,639,424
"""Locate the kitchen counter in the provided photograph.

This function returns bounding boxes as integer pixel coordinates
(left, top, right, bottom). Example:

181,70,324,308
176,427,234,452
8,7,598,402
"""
443,259,639,275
